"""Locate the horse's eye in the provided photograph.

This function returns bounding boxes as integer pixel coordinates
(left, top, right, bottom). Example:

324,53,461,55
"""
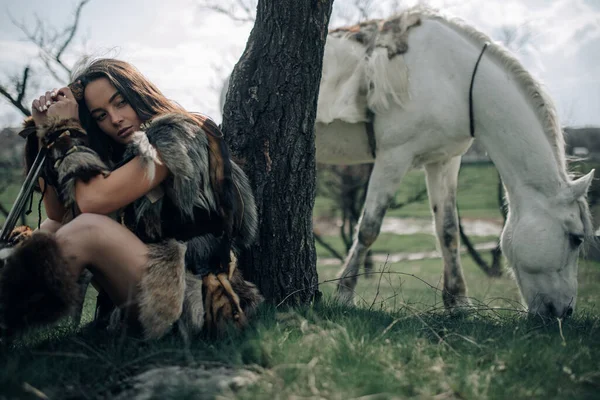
569,233,584,248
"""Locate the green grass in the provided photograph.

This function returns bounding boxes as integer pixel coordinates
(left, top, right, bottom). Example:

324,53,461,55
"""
316,232,499,259
2,164,599,398
318,254,600,315
315,163,503,220
1,258,599,399
0,182,47,229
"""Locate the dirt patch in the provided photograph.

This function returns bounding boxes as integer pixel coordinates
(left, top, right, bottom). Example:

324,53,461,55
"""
314,216,502,237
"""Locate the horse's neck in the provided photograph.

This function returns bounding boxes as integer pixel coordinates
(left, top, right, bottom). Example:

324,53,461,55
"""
453,38,567,201
473,70,566,201
481,130,564,205
408,17,568,202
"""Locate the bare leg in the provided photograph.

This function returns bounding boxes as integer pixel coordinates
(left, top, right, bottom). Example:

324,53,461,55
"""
55,214,150,320
336,152,413,305
424,156,469,310
39,218,63,234
2,213,189,338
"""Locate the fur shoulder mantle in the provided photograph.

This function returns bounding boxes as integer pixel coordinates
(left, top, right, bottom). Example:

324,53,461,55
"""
124,113,257,247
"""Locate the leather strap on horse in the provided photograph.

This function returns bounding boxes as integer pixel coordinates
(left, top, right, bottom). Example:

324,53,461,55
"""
366,108,377,158
469,42,489,137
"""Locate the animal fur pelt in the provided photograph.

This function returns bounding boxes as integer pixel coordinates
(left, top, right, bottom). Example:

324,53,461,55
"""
22,116,111,219
108,241,263,339
5,225,34,246
116,113,261,338
202,253,263,336
317,10,421,123
124,113,258,252
137,239,187,339
117,114,262,338
0,232,80,337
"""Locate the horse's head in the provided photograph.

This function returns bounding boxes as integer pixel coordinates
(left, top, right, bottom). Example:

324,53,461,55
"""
501,170,595,318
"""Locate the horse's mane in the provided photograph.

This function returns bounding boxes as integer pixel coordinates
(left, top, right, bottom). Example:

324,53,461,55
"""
415,8,599,239
408,7,568,177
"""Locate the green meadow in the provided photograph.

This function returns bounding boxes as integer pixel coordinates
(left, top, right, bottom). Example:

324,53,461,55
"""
1,163,599,399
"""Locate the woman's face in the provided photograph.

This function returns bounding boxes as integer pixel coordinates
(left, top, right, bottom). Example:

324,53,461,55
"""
84,77,142,144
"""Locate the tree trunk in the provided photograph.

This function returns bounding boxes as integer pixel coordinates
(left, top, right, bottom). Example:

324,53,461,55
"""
221,0,333,305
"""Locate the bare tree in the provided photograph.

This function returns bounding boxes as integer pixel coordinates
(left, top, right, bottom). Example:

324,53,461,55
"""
0,0,91,219
0,0,91,119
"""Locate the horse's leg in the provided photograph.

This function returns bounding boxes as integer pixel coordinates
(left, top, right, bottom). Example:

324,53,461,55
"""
336,153,413,305
424,156,470,310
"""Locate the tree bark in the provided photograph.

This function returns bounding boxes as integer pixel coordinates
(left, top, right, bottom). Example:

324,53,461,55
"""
221,0,333,305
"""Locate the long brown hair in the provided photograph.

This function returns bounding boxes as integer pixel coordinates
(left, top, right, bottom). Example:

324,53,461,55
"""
70,58,237,239
71,59,214,161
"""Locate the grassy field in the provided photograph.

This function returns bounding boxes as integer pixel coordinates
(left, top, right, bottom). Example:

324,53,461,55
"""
315,163,503,220
1,254,599,399
1,256,599,399
1,163,599,399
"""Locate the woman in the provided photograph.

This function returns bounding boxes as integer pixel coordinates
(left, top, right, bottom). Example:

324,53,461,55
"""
0,59,262,339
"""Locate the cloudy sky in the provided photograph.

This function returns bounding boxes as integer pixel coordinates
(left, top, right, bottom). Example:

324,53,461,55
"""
0,0,599,128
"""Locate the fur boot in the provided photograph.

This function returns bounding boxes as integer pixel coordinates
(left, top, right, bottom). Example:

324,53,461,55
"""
137,240,187,340
0,232,80,337
202,254,263,336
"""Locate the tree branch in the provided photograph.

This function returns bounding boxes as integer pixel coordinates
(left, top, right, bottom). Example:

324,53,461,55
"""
2,1,90,117
56,0,91,72
16,67,30,104
0,82,31,116
314,232,344,261
198,0,257,23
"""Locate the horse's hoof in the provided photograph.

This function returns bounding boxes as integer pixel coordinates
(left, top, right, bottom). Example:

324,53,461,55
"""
443,293,472,314
335,281,356,306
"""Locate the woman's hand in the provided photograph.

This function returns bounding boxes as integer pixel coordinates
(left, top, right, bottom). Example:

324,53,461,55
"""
31,87,79,127
46,87,79,121
31,88,58,126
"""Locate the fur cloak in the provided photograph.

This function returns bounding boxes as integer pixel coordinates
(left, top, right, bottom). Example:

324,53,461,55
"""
2,113,262,340
114,113,262,338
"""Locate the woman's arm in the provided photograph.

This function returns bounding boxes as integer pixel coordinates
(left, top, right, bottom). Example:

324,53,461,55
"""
75,156,169,215
39,177,67,221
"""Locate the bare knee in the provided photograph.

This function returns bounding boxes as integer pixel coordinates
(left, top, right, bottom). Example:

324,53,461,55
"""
58,213,113,236
55,213,116,261
39,218,63,233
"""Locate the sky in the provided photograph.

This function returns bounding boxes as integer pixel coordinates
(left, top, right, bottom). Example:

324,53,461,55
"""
0,0,599,128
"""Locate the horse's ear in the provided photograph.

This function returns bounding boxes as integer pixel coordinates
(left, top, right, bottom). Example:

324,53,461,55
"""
569,169,595,201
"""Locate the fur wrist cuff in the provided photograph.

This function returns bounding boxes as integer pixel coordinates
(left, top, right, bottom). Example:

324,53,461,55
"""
33,117,110,207
37,116,86,145
56,147,110,208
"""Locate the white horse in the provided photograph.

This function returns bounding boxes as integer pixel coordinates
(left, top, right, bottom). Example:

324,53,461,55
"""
221,7,595,318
